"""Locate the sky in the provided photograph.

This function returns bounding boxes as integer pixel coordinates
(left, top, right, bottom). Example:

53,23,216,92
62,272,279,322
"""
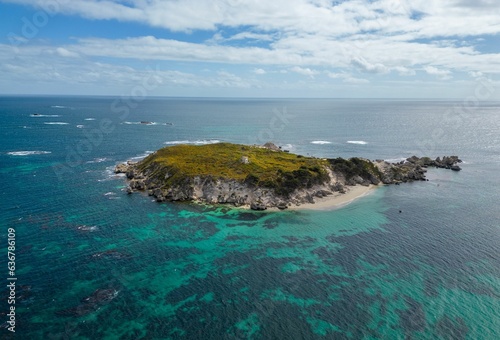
0,0,499,98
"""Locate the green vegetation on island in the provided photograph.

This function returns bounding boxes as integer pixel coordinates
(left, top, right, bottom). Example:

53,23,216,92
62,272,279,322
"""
115,142,462,210
137,142,329,196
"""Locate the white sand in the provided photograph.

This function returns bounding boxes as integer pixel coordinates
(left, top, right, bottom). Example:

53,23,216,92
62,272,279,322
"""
287,184,378,211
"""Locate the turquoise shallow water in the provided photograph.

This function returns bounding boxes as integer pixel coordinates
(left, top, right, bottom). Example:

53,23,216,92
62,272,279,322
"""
0,97,499,339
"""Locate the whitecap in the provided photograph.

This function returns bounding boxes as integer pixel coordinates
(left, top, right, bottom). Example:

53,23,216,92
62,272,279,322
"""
164,140,190,145
124,121,172,126
30,114,61,117
164,139,221,145
7,151,52,156
282,144,294,149
104,192,116,196
44,122,69,125
311,141,332,145
123,121,159,125
194,139,220,145
347,141,368,145
84,118,96,121
86,157,111,164
76,125,84,129
77,225,98,232
51,105,69,109
129,151,155,161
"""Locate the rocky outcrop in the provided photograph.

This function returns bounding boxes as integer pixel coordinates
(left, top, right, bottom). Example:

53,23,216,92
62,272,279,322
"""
115,149,462,210
374,155,462,184
262,142,281,152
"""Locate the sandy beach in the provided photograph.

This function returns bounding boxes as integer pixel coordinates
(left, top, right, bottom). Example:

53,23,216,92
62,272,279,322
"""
287,184,378,211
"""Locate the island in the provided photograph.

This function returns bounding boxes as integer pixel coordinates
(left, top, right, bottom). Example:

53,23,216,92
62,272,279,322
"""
115,142,462,210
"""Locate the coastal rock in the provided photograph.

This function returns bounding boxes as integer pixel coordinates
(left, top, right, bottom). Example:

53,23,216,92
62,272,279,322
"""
314,190,333,198
114,163,130,174
129,179,146,191
277,202,288,210
262,142,281,152
250,201,267,210
332,182,345,193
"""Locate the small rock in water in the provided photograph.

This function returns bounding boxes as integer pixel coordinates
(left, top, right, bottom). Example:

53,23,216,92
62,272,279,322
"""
56,288,119,317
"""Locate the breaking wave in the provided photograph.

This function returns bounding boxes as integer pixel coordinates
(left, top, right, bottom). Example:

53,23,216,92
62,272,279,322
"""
30,114,61,117
347,141,368,145
164,140,221,145
7,151,52,156
311,141,332,145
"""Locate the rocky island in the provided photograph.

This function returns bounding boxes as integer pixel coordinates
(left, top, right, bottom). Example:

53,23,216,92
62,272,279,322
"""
115,142,462,210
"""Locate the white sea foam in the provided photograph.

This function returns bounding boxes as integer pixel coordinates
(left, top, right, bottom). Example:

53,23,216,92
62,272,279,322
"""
347,141,368,145
129,151,155,161
51,105,70,109
86,157,111,164
385,157,407,163
124,121,172,126
7,151,52,156
44,122,69,125
30,114,61,117
164,139,221,145
84,118,96,121
77,225,98,232
123,121,157,125
76,125,84,129
282,143,294,150
311,141,332,145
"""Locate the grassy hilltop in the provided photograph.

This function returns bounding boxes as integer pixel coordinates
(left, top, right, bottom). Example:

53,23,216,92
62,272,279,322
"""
137,142,330,196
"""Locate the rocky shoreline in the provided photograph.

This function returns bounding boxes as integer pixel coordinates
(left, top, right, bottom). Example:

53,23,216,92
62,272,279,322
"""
115,143,462,211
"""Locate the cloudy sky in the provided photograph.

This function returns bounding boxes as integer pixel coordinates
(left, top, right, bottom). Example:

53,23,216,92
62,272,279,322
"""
1,0,499,98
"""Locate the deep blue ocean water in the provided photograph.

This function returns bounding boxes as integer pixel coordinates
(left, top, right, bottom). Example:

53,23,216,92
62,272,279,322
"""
0,96,499,339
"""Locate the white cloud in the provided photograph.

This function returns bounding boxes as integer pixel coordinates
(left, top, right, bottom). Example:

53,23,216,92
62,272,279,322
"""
424,66,453,80
2,0,500,97
351,57,389,74
56,47,79,58
468,71,483,78
290,66,319,78
327,72,369,84
393,66,416,76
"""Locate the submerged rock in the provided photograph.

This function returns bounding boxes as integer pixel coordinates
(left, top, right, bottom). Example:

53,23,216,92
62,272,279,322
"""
91,250,130,260
56,288,119,317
